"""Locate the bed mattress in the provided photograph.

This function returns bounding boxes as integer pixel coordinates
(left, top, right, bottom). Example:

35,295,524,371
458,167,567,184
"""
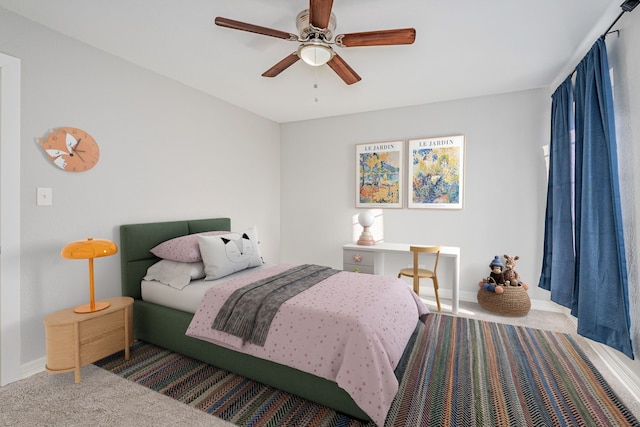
141,264,272,313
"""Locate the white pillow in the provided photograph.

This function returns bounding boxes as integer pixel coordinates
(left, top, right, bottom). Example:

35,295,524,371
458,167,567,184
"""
198,226,262,280
143,260,205,289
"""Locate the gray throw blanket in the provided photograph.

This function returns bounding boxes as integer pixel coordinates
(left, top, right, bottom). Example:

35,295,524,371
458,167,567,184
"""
212,264,340,346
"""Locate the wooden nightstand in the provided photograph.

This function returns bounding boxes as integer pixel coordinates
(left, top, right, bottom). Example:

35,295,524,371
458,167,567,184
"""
43,296,133,383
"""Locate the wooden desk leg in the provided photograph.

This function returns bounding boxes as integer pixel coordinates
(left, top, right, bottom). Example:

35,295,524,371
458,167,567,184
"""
73,322,81,383
124,306,130,360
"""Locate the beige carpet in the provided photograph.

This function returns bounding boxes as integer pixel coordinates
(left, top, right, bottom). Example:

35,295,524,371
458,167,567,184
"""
0,364,232,426
1,299,638,426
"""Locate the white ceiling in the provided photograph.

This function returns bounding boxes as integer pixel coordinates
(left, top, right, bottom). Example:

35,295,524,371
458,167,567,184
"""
0,0,625,123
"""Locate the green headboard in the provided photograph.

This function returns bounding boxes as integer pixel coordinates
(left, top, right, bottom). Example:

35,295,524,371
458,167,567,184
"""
120,218,231,299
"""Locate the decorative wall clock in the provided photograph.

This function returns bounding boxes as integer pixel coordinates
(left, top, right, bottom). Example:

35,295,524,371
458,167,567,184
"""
40,127,100,172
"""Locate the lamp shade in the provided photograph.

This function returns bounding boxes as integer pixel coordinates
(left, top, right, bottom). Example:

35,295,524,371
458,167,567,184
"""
358,210,375,228
61,237,117,314
61,238,117,259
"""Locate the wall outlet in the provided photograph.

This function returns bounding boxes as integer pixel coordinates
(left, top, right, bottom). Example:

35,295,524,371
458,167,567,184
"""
37,187,53,206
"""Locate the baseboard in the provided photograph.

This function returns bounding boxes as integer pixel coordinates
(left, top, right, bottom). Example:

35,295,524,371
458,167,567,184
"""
585,334,640,403
551,306,640,402
21,356,46,380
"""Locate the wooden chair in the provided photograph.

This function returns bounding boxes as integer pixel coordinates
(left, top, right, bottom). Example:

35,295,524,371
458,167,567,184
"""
397,245,442,312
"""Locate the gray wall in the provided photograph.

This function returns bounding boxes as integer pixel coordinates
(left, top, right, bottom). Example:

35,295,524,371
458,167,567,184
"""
280,89,551,305
607,10,640,384
0,9,281,363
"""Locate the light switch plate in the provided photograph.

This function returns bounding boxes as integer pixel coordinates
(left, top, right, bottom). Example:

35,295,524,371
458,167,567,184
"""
37,187,53,206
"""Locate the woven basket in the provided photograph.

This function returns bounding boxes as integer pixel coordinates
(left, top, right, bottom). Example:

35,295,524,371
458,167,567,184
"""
477,286,531,316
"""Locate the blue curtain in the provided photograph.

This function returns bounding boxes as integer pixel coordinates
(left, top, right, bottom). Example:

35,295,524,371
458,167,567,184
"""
540,37,634,358
539,77,576,307
574,38,633,358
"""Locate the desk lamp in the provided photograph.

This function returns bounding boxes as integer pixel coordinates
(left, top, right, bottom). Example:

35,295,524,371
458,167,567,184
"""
61,237,118,313
357,210,376,246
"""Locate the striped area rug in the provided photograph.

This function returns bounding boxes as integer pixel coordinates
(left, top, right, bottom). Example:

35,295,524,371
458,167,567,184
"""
95,314,639,426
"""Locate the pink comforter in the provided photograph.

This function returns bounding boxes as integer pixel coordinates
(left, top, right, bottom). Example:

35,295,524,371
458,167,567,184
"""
186,264,428,426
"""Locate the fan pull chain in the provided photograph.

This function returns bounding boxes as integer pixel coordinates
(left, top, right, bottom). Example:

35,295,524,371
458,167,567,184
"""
313,68,319,103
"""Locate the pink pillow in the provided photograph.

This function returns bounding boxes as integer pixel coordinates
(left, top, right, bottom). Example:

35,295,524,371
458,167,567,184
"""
150,231,228,262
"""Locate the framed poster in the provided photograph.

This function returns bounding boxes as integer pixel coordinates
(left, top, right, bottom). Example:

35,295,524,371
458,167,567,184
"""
408,134,465,209
356,140,403,208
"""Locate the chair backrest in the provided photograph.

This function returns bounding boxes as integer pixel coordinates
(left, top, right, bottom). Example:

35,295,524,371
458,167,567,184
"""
409,245,442,274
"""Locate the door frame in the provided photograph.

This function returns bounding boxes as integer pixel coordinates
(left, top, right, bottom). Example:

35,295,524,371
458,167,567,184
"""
0,51,21,386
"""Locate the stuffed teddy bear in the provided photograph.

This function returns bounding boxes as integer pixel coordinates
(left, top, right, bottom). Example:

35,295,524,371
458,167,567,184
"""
503,254,528,290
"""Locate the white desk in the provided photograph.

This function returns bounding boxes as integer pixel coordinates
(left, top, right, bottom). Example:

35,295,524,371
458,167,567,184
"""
343,243,461,314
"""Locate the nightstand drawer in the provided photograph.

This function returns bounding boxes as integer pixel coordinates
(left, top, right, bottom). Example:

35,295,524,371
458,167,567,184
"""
343,249,375,266
80,328,126,365
79,310,124,342
343,263,375,274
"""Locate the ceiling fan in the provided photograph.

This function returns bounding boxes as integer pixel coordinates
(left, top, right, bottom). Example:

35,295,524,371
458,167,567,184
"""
215,0,416,85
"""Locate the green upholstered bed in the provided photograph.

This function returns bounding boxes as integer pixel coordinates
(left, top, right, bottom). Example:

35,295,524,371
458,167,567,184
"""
120,218,369,421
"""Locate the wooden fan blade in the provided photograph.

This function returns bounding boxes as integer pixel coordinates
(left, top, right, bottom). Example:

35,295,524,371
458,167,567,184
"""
336,28,416,47
309,0,334,28
327,54,361,85
215,17,298,41
262,53,300,77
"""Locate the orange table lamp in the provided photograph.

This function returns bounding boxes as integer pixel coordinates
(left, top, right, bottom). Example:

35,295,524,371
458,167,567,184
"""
61,237,118,313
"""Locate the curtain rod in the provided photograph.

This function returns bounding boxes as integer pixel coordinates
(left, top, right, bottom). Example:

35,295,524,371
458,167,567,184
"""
603,0,640,37
568,1,639,78
602,11,626,38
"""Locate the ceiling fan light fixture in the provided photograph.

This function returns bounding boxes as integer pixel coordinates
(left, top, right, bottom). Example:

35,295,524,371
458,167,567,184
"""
298,41,334,66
